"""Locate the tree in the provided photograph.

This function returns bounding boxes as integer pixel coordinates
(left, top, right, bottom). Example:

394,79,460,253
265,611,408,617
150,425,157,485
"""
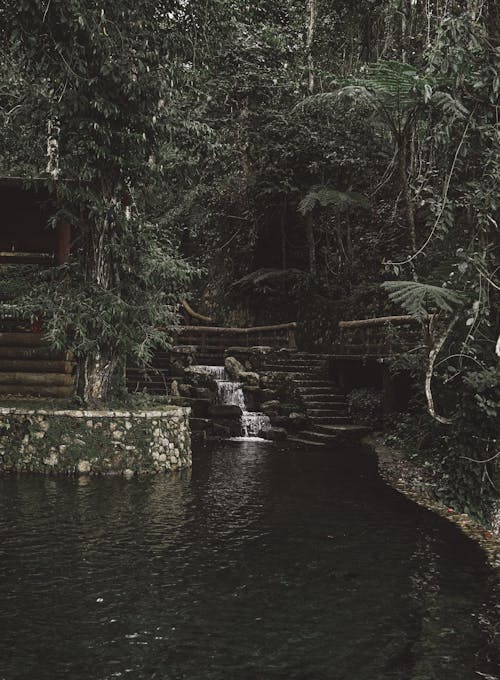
0,1,195,404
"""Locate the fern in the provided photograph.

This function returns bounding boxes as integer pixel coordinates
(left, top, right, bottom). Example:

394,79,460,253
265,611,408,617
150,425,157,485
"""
298,185,370,215
382,280,463,318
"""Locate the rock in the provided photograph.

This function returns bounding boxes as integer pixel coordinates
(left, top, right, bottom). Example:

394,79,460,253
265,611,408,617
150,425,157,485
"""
242,386,256,410
172,344,196,355
260,388,277,400
123,469,135,478
77,460,91,474
208,404,242,419
261,400,281,416
178,383,192,397
263,427,287,442
184,366,217,390
225,356,259,386
193,387,214,401
170,380,180,397
288,412,308,430
269,415,289,427
261,400,281,411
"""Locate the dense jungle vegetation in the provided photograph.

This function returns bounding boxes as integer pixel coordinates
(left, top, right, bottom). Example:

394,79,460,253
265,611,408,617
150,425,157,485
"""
0,1,498,521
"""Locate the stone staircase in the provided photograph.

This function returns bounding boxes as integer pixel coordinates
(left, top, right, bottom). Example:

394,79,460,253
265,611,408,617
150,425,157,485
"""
0,333,76,399
261,351,366,447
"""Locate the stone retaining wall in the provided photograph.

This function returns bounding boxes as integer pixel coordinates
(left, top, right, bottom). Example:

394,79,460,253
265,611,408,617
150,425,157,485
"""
0,406,191,475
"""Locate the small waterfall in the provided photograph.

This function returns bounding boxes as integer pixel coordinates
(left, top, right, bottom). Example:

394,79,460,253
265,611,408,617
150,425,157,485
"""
241,412,271,438
196,365,271,440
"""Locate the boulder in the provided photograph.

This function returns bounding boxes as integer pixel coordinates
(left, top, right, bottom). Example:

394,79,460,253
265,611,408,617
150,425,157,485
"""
263,427,287,442
170,380,180,397
208,404,243,419
288,412,308,430
259,388,277,402
261,400,281,416
269,415,289,428
193,387,215,401
242,386,256,411
184,366,218,390
214,418,242,437
212,423,231,439
225,356,259,386
178,383,192,397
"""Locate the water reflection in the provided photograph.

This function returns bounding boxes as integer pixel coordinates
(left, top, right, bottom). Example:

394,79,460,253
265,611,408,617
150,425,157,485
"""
0,443,498,680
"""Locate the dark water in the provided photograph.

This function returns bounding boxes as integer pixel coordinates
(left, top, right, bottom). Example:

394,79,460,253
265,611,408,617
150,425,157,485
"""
0,442,498,680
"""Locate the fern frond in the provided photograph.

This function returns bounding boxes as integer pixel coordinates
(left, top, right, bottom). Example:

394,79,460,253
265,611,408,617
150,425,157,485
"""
382,280,463,318
298,185,370,215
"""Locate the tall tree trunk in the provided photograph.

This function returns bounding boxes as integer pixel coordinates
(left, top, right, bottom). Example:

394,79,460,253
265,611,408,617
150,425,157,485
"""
305,217,317,276
305,0,317,277
306,0,316,95
83,351,117,406
81,208,118,405
281,197,287,269
398,142,417,253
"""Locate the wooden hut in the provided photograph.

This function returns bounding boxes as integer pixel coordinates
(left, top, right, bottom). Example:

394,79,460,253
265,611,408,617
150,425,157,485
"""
0,178,75,399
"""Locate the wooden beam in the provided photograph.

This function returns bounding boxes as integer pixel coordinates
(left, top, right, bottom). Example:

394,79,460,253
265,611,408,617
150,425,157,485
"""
178,322,298,334
338,315,425,329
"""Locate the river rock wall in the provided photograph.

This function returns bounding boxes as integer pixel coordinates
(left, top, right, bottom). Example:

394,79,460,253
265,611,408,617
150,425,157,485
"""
0,406,191,475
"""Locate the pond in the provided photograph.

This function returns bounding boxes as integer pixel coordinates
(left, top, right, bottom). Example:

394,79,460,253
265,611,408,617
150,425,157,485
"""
0,442,498,679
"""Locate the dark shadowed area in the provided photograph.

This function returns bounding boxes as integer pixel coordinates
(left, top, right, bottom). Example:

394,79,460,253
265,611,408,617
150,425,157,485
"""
0,442,498,680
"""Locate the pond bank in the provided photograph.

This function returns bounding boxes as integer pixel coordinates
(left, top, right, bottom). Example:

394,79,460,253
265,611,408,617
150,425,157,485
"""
364,433,500,574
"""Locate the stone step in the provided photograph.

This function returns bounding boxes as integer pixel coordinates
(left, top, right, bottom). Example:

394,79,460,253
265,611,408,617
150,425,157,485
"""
0,384,74,398
264,361,324,368
313,418,352,428
292,380,331,387
297,386,342,393
299,430,340,442
314,423,368,434
287,435,326,448
301,398,346,406
307,409,349,417
263,366,324,373
274,352,327,359
308,417,349,425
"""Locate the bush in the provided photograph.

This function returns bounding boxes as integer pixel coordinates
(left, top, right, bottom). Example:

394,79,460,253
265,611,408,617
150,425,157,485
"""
347,387,383,427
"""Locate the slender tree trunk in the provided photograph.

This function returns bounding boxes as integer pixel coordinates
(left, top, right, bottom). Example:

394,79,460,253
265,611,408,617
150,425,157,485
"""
425,316,457,425
305,217,317,276
281,197,287,269
306,0,316,96
398,142,417,254
305,0,317,277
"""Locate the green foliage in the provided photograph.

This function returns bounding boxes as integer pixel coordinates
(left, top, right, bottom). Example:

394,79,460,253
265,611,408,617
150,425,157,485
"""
298,186,370,215
348,388,383,427
381,281,463,317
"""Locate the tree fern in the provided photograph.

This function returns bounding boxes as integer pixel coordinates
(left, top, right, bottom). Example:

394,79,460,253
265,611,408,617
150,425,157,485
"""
382,280,463,318
298,185,370,215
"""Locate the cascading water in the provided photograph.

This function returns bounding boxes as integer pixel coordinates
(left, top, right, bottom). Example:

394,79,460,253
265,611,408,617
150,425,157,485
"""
197,365,271,440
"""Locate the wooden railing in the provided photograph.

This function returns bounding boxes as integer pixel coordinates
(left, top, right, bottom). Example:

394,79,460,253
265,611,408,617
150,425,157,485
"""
178,322,298,351
334,315,425,357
